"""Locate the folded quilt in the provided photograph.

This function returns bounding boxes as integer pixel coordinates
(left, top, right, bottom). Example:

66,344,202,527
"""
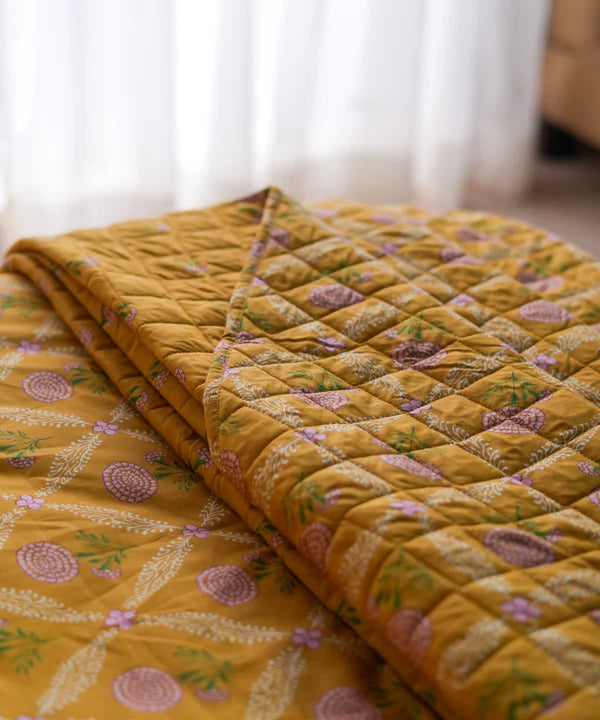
3,187,600,719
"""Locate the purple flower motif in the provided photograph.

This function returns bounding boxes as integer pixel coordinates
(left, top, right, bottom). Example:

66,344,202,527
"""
357,272,374,283
381,241,399,255
501,596,541,622
223,366,241,378
532,353,557,371
16,715,46,720
400,398,423,413
316,336,345,353
251,276,268,288
18,339,41,354
291,627,322,649
93,421,119,436
507,474,533,487
15,494,44,510
543,689,566,713
104,609,136,630
0,618,7,628
156,221,171,232
79,329,94,346
84,256,100,267
451,294,475,307
102,306,115,325
295,428,327,443
64,361,80,372
390,500,427,516
182,524,210,539
500,342,518,354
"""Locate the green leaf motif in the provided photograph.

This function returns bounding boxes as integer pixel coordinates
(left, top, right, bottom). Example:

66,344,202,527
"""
0,429,50,458
75,530,133,571
175,647,233,690
0,627,55,675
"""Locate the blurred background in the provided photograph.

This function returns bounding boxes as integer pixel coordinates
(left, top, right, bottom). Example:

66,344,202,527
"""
0,0,598,251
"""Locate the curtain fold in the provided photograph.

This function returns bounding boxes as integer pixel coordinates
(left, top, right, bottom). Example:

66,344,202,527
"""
0,0,550,248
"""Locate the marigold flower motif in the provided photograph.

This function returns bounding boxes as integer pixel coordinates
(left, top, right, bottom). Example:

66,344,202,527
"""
197,565,258,606
18,339,40,354
145,449,166,464
390,499,427,516
295,427,327,443
112,666,182,712
105,608,136,630
519,300,571,324
182,524,210,539
196,446,213,468
308,284,364,310
291,627,322,649
22,371,72,403
484,528,555,567
315,686,381,720
174,367,186,385
7,456,36,469
236,331,265,344
102,461,158,503
15,494,44,510
386,609,431,667
532,353,557,371
577,461,600,477
92,567,121,579
316,336,345,353
93,420,119,435
501,596,541,622
16,541,79,583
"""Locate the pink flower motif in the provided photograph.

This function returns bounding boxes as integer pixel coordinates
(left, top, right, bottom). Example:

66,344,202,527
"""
195,688,230,702
532,353,557,371
18,339,41,354
291,627,322,649
295,428,327,443
124,307,137,327
92,566,121,579
184,262,206,274
506,474,533,487
215,339,231,353
63,361,80,372
269,228,289,246
547,528,562,544
174,367,186,386
249,238,265,259
105,609,136,630
589,609,600,625
16,715,46,720
501,596,542,622
358,272,374,283
0,618,7,628
315,686,381,720
578,461,600,477
270,532,284,549
519,300,571,324
324,488,342,508
380,241,399,255
451,294,475,307
84,256,100,267
400,398,423,413
93,420,119,435
145,450,166,464
223,366,241,378
102,306,115,325
314,208,337,219
543,689,566,713
236,331,265,344
308,284,364,310
317,336,345,353
156,221,170,232
390,499,427,516
372,213,398,225
196,446,213,469
15,494,44,510
251,276,268,288
78,329,94,346
182,524,210,539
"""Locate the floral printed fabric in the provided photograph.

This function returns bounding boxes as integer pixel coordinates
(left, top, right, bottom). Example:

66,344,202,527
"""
3,187,600,719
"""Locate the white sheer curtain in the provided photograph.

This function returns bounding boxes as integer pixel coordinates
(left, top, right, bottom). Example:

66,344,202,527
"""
0,0,550,248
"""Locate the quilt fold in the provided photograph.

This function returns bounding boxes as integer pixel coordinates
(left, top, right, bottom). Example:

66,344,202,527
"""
5,187,600,719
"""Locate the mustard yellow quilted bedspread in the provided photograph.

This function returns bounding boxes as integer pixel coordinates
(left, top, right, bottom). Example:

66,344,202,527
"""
2,188,600,719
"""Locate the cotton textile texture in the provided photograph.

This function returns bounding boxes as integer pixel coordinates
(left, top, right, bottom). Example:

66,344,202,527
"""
1,187,600,718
